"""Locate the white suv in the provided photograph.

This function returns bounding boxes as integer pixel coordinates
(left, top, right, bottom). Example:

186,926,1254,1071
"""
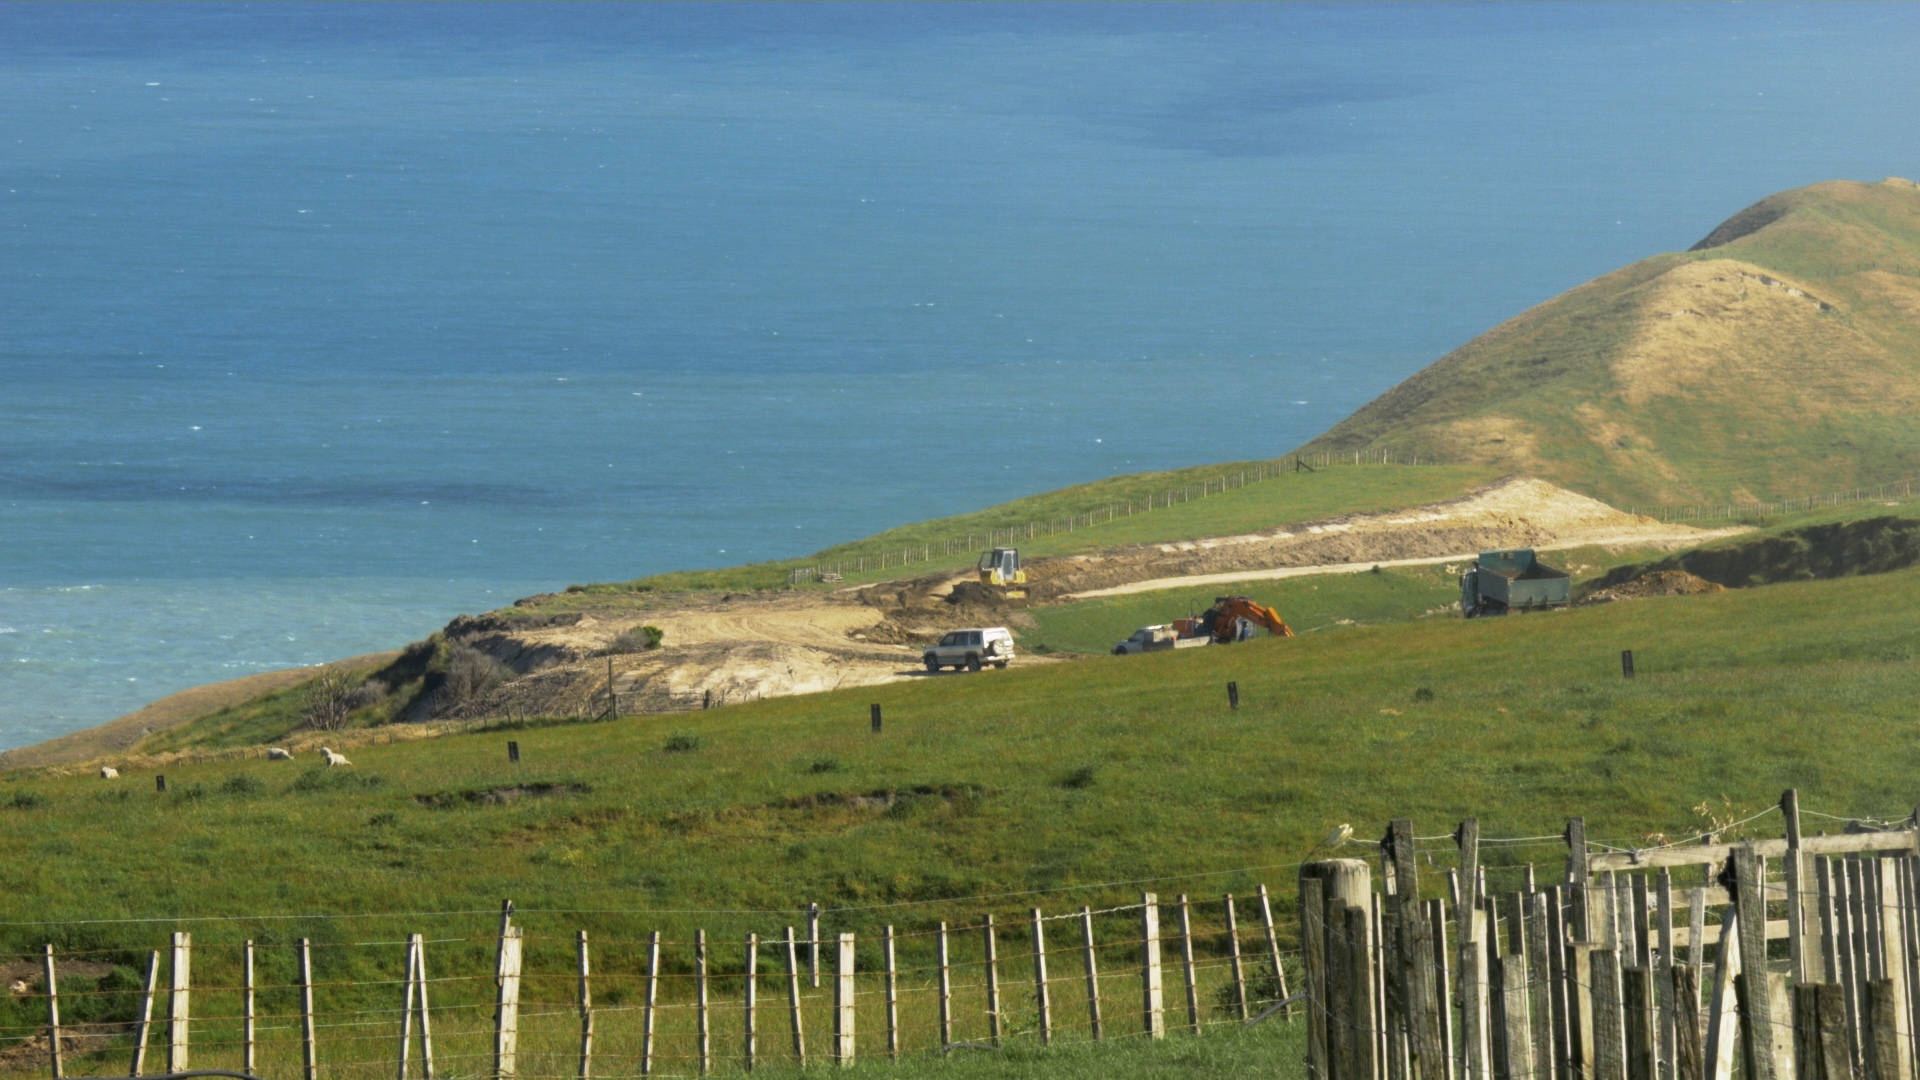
924,628,1015,672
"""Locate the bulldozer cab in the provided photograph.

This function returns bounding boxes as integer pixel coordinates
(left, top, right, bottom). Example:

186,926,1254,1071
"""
978,548,1020,580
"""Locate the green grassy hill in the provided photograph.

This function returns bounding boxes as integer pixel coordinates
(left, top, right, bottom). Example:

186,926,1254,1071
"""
591,461,1502,595
1298,178,1920,505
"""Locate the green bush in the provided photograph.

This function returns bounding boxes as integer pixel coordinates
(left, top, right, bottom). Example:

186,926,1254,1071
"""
5,789,48,810
220,774,265,796
602,625,665,655
662,733,703,753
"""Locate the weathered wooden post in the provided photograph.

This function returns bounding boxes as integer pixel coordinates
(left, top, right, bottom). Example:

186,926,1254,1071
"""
744,933,759,1073
833,933,856,1065
168,932,190,1074
300,938,318,1080
577,931,593,1080
782,927,805,1065
985,914,1003,1045
43,945,62,1080
1385,820,1446,1080
130,950,159,1078
1141,893,1165,1039
637,932,661,1074
1303,858,1374,1080
1081,907,1104,1039
1031,909,1053,1045
492,926,522,1080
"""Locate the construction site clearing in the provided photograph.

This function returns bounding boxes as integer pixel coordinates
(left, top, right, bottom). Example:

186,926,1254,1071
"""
337,482,1735,708
8,477,1751,772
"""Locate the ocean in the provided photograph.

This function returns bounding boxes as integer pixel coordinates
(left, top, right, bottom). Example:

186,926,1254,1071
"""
3,1,1917,750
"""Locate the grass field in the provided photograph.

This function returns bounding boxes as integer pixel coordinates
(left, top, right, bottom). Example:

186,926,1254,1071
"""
13,489,1920,1079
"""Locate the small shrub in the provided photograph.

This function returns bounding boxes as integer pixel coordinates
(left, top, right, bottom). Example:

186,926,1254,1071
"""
1215,958,1290,1015
1412,686,1435,702
1059,765,1097,789
171,782,208,803
807,756,842,774
219,774,265,796
5,789,48,810
663,733,704,753
602,625,665,655
368,812,399,827
292,768,386,793
440,645,515,711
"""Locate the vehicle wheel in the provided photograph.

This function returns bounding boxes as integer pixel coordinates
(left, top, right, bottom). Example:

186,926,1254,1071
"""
924,656,940,672
1113,647,1127,655
966,655,983,672
993,660,1008,669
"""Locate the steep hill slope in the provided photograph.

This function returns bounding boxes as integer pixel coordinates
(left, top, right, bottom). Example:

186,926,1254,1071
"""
1299,178,1920,504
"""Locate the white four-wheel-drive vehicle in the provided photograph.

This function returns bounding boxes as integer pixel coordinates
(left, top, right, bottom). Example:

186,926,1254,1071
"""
924,627,1015,672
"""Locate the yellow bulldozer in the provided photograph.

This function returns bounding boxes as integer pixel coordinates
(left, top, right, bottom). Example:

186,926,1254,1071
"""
977,547,1027,599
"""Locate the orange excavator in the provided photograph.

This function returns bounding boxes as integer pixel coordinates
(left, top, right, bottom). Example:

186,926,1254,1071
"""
1173,596,1295,644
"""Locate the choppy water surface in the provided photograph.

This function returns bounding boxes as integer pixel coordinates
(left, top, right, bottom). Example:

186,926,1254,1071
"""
3,2,1917,748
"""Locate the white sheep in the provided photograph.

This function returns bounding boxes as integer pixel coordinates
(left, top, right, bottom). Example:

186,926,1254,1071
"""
267,747,293,761
99,766,119,780
319,747,352,768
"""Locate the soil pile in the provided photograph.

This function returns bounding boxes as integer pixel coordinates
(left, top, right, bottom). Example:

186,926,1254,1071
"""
1579,570,1726,605
1588,516,1920,592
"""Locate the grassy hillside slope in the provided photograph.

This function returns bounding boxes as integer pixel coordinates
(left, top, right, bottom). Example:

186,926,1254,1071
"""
600,461,1501,594
11,531,1920,937
1299,178,1920,505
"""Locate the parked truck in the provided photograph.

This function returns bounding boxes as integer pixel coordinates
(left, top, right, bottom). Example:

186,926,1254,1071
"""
1459,549,1571,617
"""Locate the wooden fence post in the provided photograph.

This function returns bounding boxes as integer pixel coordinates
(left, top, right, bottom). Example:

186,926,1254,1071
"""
1874,857,1910,1080
1733,846,1777,1080
833,933,856,1065
492,926,522,1080
809,902,822,988
696,929,711,1076
1081,907,1104,1040
1032,909,1053,1046
1593,950,1625,1080
937,922,952,1049
1258,884,1293,1019
1226,894,1249,1021
167,932,190,1074
1178,896,1202,1035
1386,820,1445,1080
1142,893,1166,1039
43,945,62,1080
577,931,593,1080
1457,819,1488,1080
244,940,258,1077
985,914,1003,1046
884,925,899,1061
783,927,805,1065
300,938,318,1080
401,937,419,1080
744,933,758,1073
130,950,159,1078
414,934,436,1080
1428,898,1455,1068
643,931,662,1076
1302,883,1329,1078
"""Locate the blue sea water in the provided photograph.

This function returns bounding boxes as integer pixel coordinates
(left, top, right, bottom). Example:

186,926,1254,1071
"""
3,2,1918,750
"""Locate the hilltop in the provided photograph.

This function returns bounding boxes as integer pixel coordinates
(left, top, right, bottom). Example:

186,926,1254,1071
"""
1297,178,1920,505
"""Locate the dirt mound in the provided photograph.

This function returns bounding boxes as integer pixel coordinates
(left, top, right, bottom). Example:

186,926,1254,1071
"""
1579,570,1726,605
1588,516,1920,592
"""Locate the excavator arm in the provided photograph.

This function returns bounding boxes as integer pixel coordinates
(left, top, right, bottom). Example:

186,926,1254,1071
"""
1212,596,1294,641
